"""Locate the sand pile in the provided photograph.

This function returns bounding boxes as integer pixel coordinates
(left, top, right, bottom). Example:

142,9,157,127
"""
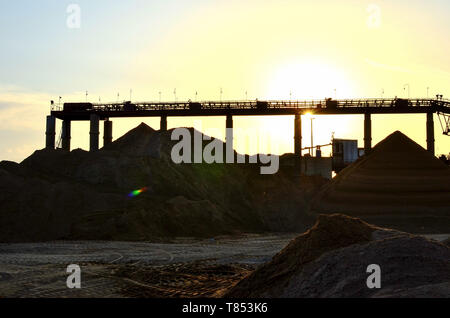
0,123,326,242
103,123,163,158
310,131,450,232
225,214,450,298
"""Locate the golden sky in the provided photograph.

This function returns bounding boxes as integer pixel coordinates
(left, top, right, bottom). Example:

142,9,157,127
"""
0,0,449,161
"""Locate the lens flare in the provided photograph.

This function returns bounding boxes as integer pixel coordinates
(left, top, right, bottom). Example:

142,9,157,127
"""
127,187,148,198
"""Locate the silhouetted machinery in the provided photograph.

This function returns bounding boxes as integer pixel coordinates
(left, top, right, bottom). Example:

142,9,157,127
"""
256,101,268,110
325,98,338,108
332,138,359,172
189,102,202,111
63,102,93,111
123,101,136,111
394,98,409,108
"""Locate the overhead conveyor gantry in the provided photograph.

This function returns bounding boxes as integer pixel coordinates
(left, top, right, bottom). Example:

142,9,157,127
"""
46,97,450,159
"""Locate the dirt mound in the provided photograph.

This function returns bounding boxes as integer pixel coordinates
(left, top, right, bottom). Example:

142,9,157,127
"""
225,214,377,297
225,214,450,298
310,131,450,231
103,122,162,158
0,124,327,242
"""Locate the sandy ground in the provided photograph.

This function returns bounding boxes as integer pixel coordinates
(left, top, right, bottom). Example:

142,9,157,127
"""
0,233,447,298
0,234,294,298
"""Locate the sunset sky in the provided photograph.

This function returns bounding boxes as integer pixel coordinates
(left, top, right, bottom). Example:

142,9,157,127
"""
0,0,449,162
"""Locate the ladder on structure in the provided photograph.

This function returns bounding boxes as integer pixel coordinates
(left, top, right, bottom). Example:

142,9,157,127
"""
438,112,450,135
56,127,63,149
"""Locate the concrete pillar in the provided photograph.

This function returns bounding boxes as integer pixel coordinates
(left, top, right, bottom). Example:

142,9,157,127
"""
294,114,302,173
89,114,100,152
45,115,56,149
61,120,71,151
294,114,302,156
226,114,234,163
364,113,372,155
426,112,435,156
103,120,113,147
160,115,167,131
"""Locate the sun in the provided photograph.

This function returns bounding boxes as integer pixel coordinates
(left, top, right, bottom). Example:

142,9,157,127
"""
265,59,355,100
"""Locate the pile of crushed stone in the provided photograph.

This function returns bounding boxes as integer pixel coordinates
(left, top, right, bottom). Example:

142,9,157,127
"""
225,214,450,298
0,123,327,242
310,131,450,232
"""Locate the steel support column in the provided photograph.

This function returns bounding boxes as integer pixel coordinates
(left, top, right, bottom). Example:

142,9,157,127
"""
89,114,100,152
103,119,113,147
426,112,435,156
160,115,167,131
364,113,372,155
45,115,56,149
294,113,302,173
294,114,302,155
61,120,71,151
226,114,233,163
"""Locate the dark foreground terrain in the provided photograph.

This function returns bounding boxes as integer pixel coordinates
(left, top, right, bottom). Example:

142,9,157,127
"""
0,215,448,298
0,233,293,297
1,128,449,297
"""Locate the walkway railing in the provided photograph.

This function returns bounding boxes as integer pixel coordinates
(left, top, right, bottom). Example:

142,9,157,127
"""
71,98,450,113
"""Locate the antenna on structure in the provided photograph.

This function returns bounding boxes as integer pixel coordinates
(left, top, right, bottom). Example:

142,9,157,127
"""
403,84,410,98
85,91,88,102
173,88,177,102
220,87,223,101
117,93,120,103
195,91,198,101
159,91,162,102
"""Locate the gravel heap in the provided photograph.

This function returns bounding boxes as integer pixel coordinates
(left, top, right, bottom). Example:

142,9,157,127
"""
0,123,326,242
225,214,450,298
310,131,450,232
